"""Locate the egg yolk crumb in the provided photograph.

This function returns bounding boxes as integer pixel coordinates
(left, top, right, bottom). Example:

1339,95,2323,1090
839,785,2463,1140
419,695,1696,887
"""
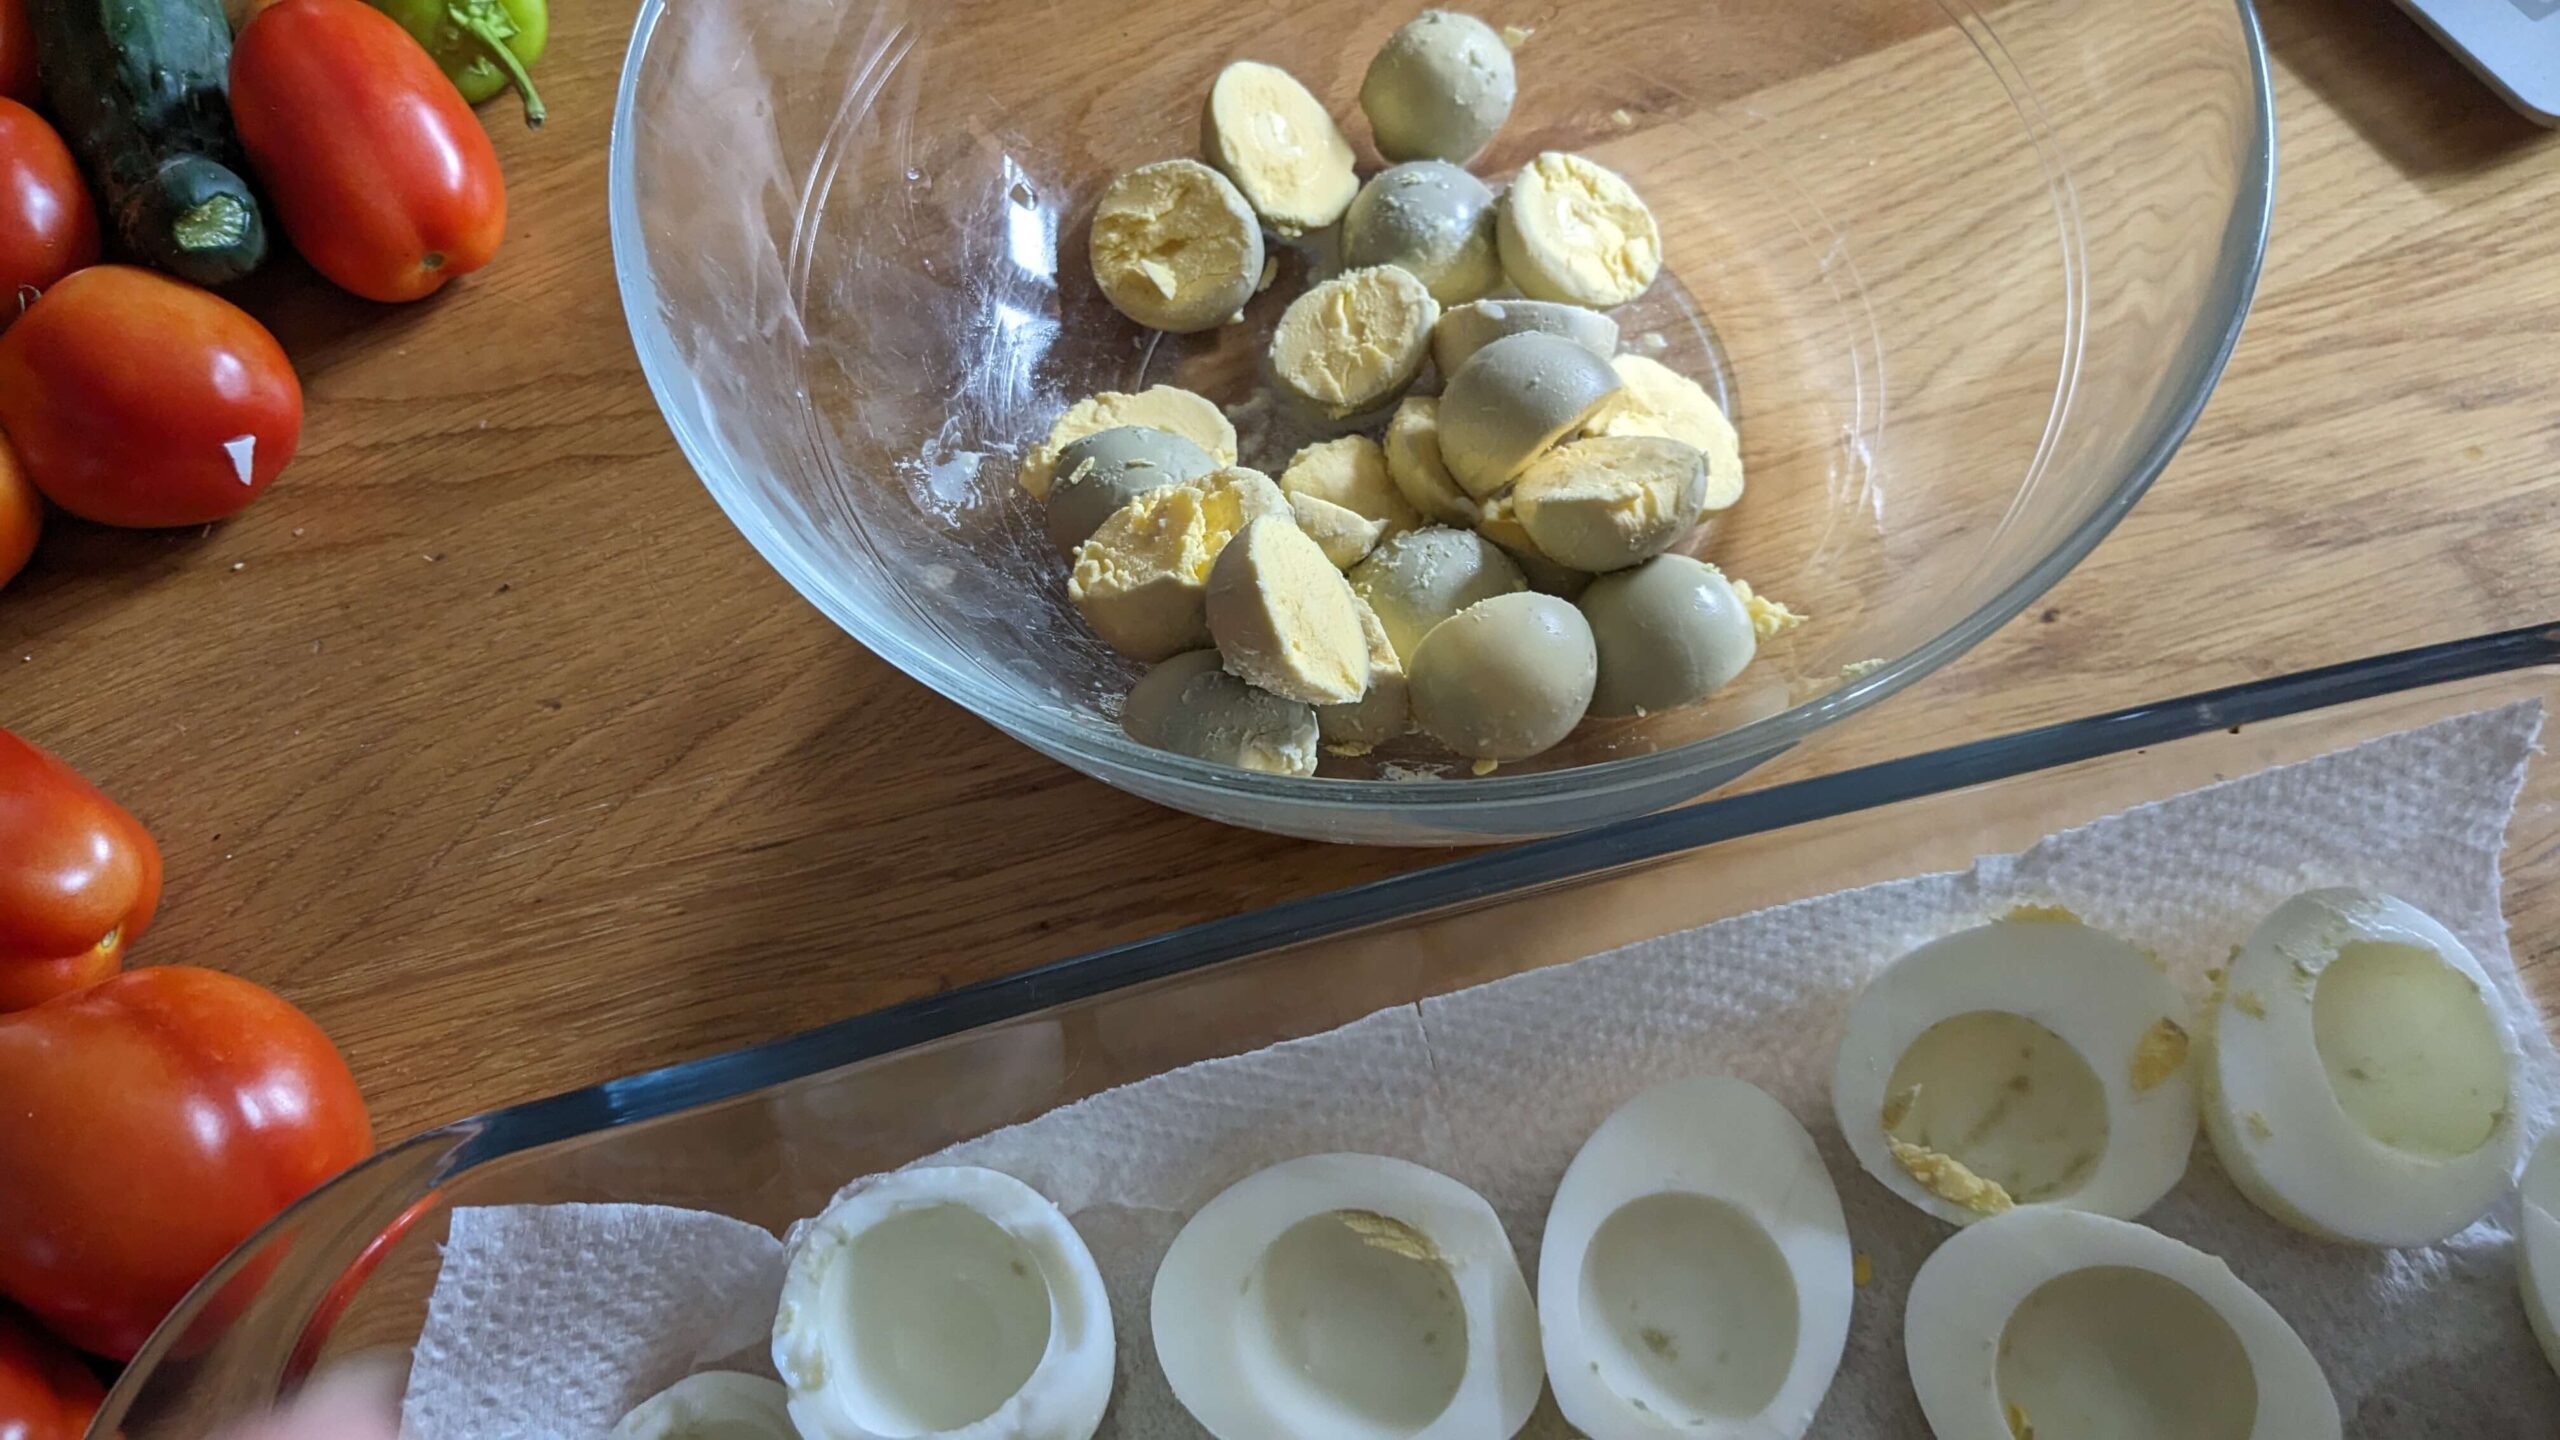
1335,1209,1442,1263
1886,1135,2017,1216
1729,577,1806,639
2130,1018,2191,1093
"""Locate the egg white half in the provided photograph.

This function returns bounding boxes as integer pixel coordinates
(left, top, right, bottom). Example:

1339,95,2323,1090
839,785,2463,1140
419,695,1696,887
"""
1906,1208,2339,1440
1833,912,2198,1226
2205,889,2525,1246
773,1166,1114,1440
2520,1129,2560,1378
611,1372,799,1440
1538,1076,1851,1438
1150,1153,1542,1440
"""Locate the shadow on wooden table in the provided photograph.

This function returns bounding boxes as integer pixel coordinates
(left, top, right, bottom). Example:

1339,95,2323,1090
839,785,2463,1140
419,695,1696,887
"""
222,252,464,379
2258,0,2550,179
0,520,219,644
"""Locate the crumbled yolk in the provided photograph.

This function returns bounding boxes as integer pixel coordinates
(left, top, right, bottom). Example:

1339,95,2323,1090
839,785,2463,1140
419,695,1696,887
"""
1205,62,1357,233
1270,267,1438,415
1501,152,1659,306
1335,1209,1440,1263
1728,577,1806,639
2131,1018,2191,1093
1887,1135,2016,1216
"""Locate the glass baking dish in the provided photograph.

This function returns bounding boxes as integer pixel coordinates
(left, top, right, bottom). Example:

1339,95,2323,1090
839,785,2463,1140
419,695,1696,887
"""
101,623,2560,1436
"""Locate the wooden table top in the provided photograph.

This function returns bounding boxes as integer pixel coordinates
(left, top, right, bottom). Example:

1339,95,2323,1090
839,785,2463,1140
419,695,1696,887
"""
2,0,2554,1144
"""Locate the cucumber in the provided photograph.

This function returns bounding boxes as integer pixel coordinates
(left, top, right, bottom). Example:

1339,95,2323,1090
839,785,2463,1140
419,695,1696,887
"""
30,0,267,286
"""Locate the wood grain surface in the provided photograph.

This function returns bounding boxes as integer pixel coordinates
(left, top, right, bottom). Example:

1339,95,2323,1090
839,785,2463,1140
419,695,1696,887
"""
2,0,2556,1146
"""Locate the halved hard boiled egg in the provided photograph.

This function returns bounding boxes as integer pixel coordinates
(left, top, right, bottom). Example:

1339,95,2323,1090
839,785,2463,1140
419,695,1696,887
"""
1151,1153,1542,1440
611,1372,799,1440
1832,911,2198,1225
2204,888,2526,1246
772,1166,1114,1440
1538,1077,1852,1439
2524,1128,2560,1378
1907,1207,2339,1439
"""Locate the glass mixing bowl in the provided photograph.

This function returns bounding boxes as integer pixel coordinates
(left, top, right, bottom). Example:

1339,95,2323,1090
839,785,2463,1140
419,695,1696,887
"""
610,0,2274,844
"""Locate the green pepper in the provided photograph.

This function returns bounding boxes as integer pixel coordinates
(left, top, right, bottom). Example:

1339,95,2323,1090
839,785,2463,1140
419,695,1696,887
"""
369,0,547,127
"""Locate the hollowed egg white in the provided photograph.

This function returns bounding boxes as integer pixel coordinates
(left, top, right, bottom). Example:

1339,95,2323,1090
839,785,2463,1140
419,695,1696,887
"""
1907,1208,2339,1440
611,1372,799,1440
2205,889,2525,1246
1537,1077,1852,1439
1832,911,2199,1226
2524,1129,2560,1378
772,1166,1114,1440
1150,1153,1542,1440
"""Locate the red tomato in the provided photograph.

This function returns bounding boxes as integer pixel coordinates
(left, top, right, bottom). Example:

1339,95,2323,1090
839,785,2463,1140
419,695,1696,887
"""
0,432,34,594
0,102,98,311
0,0,35,107
0,967,373,1360
0,1308,102,1440
231,0,506,302
0,727,161,1012
0,266,301,527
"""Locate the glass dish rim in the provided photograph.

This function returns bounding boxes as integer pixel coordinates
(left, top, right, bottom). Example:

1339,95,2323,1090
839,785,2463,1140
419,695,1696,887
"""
458,621,2560,1168
601,0,2281,810
101,619,2560,1417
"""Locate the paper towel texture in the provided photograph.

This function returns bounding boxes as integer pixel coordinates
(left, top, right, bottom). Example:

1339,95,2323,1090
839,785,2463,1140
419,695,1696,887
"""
935,702,2560,1436
400,1204,783,1440
404,704,2560,1437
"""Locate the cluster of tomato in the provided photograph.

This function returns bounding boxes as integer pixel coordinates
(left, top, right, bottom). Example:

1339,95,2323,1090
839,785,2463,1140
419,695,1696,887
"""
0,0,525,1425
0,731,375,1436
0,0,507,580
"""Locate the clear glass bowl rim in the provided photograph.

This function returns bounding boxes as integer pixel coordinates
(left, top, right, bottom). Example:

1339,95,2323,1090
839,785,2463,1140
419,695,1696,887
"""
602,0,2281,812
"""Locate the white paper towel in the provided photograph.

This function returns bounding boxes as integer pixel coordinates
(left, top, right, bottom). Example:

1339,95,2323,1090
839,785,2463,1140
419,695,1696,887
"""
401,1204,784,1440
403,704,2560,1437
